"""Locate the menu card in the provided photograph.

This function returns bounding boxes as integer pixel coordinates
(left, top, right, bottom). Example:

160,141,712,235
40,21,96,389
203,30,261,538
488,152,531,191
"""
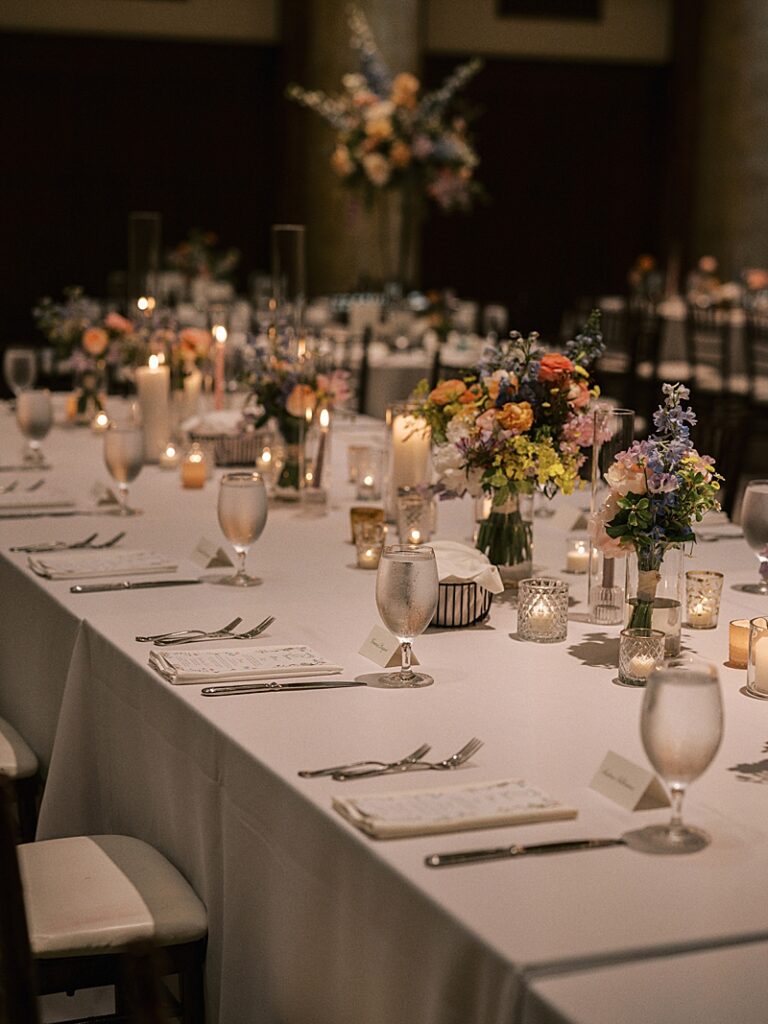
29,549,178,580
149,645,343,685
334,778,577,839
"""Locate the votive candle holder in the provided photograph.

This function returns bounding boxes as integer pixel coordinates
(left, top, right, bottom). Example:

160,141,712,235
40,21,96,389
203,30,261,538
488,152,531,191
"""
355,447,385,502
747,616,768,699
349,506,385,544
685,570,724,629
729,618,750,668
518,578,569,643
397,491,433,546
354,520,387,569
619,627,665,687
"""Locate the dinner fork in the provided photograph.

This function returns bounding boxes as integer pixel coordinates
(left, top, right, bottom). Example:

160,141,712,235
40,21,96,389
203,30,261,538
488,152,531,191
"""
0,480,18,493
152,614,274,646
298,742,432,779
332,737,483,780
89,531,126,548
135,616,243,644
26,479,44,492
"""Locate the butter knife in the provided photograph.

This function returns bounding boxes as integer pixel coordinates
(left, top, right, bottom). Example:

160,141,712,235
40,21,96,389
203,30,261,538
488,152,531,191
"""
425,837,626,868
201,679,366,697
71,579,202,594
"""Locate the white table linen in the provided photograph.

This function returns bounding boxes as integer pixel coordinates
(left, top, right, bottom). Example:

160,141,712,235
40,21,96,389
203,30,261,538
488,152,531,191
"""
1,404,767,1024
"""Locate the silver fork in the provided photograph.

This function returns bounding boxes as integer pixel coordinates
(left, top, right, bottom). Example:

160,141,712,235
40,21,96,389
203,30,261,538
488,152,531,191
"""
89,531,126,549
135,616,243,644
332,737,483,780
26,479,44,492
1,480,18,493
300,743,432,779
153,614,274,646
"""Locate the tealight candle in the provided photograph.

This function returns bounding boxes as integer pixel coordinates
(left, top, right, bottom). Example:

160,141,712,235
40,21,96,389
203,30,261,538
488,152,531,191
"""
354,520,386,569
357,545,381,569
407,527,422,545
627,654,657,680
688,599,716,629
181,443,207,488
528,599,554,637
91,411,110,433
566,538,590,574
729,618,750,668
159,442,181,469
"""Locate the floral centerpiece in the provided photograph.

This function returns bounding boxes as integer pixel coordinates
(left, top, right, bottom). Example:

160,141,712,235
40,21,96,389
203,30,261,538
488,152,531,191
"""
244,339,351,496
167,229,240,283
287,6,482,283
591,383,721,630
415,311,605,581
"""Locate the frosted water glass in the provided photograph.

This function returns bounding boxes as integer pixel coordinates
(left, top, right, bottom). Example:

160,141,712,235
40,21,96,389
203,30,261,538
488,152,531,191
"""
104,424,144,515
16,389,52,465
738,480,768,594
374,545,438,688
215,472,268,587
3,348,37,395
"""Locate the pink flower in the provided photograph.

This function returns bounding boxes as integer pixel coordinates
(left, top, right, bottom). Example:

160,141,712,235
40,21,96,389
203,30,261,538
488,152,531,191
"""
104,312,133,334
317,371,351,407
476,408,498,434
605,460,646,496
589,494,628,559
286,384,316,418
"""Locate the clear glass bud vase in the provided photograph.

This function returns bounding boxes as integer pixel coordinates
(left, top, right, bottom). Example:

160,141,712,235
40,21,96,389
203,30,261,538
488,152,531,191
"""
624,544,684,657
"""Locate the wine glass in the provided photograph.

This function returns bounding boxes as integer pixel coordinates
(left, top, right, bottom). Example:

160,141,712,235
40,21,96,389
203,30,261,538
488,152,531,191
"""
16,389,52,465
215,471,268,586
103,423,144,515
628,659,723,854
3,348,37,397
738,480,768,594
374,544,439,688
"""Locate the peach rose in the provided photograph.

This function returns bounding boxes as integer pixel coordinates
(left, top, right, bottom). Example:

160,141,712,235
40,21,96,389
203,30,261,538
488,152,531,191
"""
286,384,316,418
82,327,109,356
458,383,482,405
538,353,574,382
476,408,498,433
567,380,591,408
429,379,466,405
390,140,412,169
391,72,419,109
605,460,646,496
330,145,355,177
179,327,211,359
497,401,533,434
104,311,133,333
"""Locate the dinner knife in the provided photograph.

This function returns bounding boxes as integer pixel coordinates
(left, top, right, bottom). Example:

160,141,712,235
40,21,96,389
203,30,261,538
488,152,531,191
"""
70,579,203,594
425,837,627,868
201,679,366,697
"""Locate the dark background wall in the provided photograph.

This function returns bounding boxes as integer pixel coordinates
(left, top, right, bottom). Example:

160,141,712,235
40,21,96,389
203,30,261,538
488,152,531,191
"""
1,28,673,344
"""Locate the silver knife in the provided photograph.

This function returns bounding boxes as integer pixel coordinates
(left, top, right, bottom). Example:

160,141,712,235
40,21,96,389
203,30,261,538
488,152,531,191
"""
425,838,626,868
201,679,366,697
71,579,203,594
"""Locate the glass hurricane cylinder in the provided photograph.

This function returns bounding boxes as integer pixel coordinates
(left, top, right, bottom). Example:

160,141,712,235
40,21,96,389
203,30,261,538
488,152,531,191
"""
625,545,684,657
271,224,306,335
386,402,431,519
475,490,534,589
747,616,768,699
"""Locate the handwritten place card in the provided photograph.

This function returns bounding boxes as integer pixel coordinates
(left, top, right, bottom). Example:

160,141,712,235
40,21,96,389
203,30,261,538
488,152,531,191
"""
358,624,419,668
90,482,120,507
590,751,669,811
190,536,234,570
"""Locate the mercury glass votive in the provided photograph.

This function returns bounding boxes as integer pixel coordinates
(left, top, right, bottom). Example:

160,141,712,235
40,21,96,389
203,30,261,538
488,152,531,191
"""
517,578,569,643
618,627,665,687
397,491,433,546
355,447,385,502
347,444,369,483
349,506,385,544
747,617,768,699
354,520,387,569
685,570,724,629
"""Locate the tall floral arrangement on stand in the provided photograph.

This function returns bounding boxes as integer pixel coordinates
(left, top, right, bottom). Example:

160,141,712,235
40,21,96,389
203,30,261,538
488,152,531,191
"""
244,337,351,496
415,311,605,582
287,6,482,284
591,383,722,630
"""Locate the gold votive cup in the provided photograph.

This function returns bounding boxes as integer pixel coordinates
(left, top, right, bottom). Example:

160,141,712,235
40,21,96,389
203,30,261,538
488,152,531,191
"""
349,506,385,544
729,618,750,669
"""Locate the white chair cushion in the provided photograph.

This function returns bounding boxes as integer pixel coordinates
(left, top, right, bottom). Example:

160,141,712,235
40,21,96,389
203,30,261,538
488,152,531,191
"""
0,715,38,779
19,835,207,958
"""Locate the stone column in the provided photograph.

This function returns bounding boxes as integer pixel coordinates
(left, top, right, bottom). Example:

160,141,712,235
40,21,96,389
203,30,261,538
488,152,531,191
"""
281,0,422,295
694,0,768,274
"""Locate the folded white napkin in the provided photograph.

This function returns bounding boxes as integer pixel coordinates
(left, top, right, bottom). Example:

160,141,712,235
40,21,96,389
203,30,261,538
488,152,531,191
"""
29,549,178,580
184,410,242,436
430,541,504,595
149,644,342,685
333,778,578,839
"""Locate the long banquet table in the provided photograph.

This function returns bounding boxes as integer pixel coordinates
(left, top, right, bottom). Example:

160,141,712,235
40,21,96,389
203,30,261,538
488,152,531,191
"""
1,400,767,1024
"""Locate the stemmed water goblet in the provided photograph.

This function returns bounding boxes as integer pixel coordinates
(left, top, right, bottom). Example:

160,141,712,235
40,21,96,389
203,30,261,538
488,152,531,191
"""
215,471,268,586
103,422,144,515
373,544,439,688
16,389,52,465
737,480,768,594
628,659,723,854
3,348,37,397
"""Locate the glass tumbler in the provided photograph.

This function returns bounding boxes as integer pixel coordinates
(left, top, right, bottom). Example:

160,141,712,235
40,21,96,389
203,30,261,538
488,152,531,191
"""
619,627,666,686
517,578,569,643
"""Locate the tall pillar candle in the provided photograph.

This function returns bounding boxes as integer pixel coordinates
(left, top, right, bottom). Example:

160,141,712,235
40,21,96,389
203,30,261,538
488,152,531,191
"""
387,405,430,518
135,355,171,463
213,326,227,411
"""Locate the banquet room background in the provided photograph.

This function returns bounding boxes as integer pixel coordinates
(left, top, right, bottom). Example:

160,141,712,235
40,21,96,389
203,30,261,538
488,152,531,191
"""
1,0,746,357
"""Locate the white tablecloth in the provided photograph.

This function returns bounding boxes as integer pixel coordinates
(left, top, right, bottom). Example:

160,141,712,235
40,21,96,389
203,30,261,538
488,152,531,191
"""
1,403,767,1024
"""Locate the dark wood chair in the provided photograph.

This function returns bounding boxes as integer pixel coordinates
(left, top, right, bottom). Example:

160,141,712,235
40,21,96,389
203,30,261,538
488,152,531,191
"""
0,714,40,843
692,405,748,521
0,776,207,1024
684,302,739,409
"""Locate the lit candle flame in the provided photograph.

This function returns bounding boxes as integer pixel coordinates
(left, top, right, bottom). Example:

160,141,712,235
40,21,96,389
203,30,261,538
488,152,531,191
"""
319,408,330,430
148,354,160,370
363,474,374,487
213,325,228,344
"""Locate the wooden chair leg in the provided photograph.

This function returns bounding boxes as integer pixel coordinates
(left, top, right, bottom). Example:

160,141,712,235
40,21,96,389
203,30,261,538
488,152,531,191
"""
15,776,39,843
178,952,206,1024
